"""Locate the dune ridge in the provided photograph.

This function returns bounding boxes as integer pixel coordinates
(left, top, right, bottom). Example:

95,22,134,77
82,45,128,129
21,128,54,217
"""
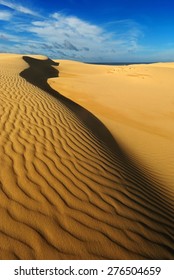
0,54,174,259
51,60,174,188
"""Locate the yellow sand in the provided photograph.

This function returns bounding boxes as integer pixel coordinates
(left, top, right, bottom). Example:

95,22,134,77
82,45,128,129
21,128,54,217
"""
0,54,174,260
50,60,174,188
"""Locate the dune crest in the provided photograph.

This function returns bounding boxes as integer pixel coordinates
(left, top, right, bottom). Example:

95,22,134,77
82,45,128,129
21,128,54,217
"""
0,54,174,259
50,60,174,188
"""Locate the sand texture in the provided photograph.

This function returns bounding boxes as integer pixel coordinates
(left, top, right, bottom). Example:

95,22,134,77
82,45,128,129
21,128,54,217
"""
0,54,174,259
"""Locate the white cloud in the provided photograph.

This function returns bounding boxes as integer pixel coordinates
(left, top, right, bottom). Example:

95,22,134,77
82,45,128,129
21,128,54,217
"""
25,13,143,61
0,0,38,16
0,10,12,20
0,4,143,61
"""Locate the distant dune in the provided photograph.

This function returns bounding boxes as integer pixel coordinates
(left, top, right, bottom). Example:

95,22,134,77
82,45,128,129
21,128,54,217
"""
0,54,174,259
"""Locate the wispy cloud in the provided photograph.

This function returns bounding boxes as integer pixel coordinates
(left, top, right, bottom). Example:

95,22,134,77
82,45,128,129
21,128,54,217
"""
0,2,144,61
0,0,38,16
0,9,12,20
25,13,143,60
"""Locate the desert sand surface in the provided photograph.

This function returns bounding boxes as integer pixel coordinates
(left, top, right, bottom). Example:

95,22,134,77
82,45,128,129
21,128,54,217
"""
50,60,174,187
0,54,174,260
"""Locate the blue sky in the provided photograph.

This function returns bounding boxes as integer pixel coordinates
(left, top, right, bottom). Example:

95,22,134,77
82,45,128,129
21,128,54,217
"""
0,0,174,62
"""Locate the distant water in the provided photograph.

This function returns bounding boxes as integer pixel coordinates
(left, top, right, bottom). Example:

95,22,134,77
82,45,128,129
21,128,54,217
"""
85,62,155,66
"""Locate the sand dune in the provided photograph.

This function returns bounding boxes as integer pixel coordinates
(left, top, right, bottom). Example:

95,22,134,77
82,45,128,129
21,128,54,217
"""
0,54,174,259
50,60,174,188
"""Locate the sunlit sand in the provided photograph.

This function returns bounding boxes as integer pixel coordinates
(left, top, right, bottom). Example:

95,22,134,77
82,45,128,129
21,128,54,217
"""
0,54,174,259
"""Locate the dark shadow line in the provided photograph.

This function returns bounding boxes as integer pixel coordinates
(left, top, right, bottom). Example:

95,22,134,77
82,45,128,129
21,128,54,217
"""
20,56,118,154
19,56,174,259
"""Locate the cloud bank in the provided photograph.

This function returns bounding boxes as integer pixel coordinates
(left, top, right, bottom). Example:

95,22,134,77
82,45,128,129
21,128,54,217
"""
0,1,146,61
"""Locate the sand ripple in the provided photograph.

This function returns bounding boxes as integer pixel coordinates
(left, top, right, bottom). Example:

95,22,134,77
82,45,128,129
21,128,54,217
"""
0,55,173,259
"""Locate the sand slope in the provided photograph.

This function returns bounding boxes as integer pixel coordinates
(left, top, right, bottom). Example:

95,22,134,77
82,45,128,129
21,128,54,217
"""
51,60,174,187
0,54,174,259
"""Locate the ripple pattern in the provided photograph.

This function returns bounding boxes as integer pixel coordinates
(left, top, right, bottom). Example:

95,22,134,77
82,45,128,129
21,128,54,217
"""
0,55,173,259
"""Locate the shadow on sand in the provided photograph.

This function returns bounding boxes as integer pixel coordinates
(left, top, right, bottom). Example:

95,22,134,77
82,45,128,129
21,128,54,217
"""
20,56,118,154
20,56,174,258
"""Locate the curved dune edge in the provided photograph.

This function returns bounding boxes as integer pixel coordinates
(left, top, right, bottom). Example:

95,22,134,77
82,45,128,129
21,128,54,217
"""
0,54,173,259
51,60,174,188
